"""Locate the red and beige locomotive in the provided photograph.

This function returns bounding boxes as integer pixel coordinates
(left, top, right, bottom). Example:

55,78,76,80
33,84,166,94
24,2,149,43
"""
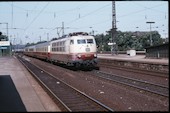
24,32,98,68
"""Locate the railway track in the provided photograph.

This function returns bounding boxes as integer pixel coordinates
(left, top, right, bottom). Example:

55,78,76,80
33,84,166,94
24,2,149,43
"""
90,70,169,97
99,63,168,78
17,55,113,112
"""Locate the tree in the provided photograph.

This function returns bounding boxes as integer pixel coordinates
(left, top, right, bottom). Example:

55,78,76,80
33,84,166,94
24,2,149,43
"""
94,30,164,52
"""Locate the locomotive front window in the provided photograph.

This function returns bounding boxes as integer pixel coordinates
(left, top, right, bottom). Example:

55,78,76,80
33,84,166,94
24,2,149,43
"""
87,39,93,44
77,39,86,44
70,40,74,45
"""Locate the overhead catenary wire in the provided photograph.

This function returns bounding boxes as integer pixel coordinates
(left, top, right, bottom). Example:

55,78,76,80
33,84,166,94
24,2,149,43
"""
36,2,167,39
65,3,111,26
44,2,111,39
47,2,111,37
45,2,92,32
67,2,167,34
11,2,13,28
17,2,50,43
2,1,167,44
23,2,50,31
132,2,167,14
21,2,40,30
117,3,167,18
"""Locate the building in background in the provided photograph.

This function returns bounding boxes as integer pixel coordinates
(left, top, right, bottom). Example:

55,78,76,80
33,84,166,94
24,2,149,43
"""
145,42,169,59
0,32,11,56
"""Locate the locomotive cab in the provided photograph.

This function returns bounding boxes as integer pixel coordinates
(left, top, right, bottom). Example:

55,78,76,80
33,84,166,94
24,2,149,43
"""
69,32,98,67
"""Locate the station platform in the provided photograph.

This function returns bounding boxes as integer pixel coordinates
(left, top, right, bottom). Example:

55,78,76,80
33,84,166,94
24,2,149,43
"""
0,56,61,112
97,54,168,65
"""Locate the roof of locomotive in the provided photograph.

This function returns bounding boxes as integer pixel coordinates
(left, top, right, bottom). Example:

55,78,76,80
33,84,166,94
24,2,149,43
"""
51,32,90,41
68,32,89,36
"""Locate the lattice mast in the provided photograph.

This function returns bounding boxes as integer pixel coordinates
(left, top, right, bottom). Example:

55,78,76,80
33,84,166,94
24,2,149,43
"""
111,1,117,55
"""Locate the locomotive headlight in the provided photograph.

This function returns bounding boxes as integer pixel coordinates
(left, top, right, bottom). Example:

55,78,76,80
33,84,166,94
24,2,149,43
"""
94,54,97,58
77,54,81,58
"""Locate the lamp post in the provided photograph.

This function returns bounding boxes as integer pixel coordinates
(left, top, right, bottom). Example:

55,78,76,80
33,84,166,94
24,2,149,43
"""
146,21,155,46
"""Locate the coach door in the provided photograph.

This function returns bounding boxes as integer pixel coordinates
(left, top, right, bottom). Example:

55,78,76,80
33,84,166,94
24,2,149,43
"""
69,39,74,53
68,39,74,61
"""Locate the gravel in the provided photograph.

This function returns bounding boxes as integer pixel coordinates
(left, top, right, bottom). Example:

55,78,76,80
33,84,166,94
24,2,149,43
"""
27,56,169,111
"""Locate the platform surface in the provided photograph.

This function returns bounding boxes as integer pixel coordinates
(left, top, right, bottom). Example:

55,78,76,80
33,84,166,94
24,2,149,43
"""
97,54,168,65
0,56,61,112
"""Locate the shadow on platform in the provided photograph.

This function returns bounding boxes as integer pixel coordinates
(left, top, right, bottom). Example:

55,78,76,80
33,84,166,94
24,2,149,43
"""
0,75,27,112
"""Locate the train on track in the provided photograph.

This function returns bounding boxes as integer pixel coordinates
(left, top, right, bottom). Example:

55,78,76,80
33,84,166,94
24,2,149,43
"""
23,32,98,69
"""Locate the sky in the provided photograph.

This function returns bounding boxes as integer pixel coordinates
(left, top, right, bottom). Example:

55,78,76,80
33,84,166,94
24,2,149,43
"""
0,1,168,45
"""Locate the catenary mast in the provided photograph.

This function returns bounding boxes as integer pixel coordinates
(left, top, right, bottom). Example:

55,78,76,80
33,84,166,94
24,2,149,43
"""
111,1,117,55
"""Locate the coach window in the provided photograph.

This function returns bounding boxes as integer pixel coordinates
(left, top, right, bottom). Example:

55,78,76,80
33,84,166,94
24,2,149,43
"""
70,40,74,45
87,39,93,44
77,39,86,44
57,42,59,46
